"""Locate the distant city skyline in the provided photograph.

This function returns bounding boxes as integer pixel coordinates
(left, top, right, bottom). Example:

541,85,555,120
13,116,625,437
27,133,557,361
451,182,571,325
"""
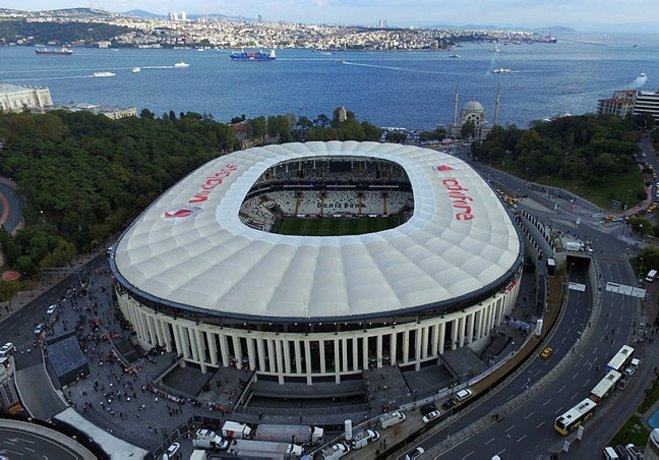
4,0,659,32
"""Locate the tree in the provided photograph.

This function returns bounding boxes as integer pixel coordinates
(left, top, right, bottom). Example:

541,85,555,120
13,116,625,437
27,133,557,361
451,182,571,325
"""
461,120,475,139
139,108,154,119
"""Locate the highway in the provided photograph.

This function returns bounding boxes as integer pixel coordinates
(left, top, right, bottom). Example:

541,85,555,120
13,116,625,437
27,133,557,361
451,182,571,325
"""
401,147,655,459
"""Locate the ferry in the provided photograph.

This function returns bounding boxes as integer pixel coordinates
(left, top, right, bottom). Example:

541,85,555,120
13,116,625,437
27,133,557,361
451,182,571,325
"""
493,67,512,74
230,49,276,61
174,61,190,68
131,67,141,73
35,46,72,56
93,71,116,78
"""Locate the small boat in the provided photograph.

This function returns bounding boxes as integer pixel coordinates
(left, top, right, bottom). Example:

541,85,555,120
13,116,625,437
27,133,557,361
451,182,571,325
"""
493,67,512,74
131,67,141,73
93,71,116,77
492,45,500,52
319,51,333,56
174,61,190,68
640,72,647,79
448,54,460,58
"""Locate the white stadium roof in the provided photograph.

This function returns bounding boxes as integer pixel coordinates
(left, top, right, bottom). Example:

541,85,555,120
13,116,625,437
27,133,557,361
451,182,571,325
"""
113,141,521,321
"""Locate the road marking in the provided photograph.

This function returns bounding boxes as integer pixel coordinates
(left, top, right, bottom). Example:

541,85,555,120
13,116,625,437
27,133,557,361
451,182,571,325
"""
505,425,515,433
516,434,527,443
463,450,475,459
525,411,535,420
561,336,566,344
555,406,564,415
571,373,578,381
25,447,35,453
594,345,598,353
536,421,546,429
571,392,578,401
542,398,552,406
533,370,540,378
485,437,495,445
583,377,591,387
558,385,566,392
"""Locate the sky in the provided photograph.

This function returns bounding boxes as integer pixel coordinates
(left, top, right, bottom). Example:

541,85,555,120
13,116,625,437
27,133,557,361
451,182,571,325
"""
4,0,659,32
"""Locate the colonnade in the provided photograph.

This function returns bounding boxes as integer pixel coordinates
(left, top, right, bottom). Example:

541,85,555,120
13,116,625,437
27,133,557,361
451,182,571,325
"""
117,274,520,385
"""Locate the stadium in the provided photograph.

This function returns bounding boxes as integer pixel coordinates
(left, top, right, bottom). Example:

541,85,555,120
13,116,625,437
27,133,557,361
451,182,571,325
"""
110,141,523,385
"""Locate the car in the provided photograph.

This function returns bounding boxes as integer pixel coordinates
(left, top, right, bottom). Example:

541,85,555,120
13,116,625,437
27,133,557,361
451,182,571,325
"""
165,442,180,458
405,446,426,460
624,366,635,376
617,378,628,390
455,388,473,401
0,342,14,357
422,410,441,424
441,398,456,410
330,442,350,457
540,347,553,359
46,304,57,315
33,323,45,335
419,403,437,415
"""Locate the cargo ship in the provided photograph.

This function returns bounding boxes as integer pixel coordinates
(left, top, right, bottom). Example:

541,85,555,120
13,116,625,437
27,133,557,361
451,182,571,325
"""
230,49,276,61
35,46,73,55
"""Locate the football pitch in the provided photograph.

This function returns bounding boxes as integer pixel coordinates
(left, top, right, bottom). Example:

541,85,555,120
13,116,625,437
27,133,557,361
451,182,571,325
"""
272,216,403,236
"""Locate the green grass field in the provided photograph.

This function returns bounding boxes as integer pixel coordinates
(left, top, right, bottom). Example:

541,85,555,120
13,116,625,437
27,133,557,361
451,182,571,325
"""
272,216,403,236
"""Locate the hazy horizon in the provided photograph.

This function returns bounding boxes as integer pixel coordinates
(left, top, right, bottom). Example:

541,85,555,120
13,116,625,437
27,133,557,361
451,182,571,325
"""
3,1,659,33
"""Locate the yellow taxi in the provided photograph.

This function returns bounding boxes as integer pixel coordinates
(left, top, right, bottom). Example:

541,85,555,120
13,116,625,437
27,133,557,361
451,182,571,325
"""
540,347,553,359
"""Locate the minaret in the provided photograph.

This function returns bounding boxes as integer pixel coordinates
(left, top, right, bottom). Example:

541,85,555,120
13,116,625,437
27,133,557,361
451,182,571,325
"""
452,86,459,127
493,83,501,126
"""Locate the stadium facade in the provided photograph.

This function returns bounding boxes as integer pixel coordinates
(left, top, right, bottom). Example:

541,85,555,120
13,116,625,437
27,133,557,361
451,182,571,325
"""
110,141,523,384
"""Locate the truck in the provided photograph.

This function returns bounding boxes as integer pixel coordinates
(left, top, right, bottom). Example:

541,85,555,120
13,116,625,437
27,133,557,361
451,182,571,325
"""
222,420,253,439
254,423,324,445
378,411,406,429
564,241,584,252
189,450,206,460
351,429,379,450
192,428,228,449
227,439,303,459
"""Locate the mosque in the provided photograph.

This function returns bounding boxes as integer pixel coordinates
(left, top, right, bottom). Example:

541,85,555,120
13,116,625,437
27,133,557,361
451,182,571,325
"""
447,85,501,140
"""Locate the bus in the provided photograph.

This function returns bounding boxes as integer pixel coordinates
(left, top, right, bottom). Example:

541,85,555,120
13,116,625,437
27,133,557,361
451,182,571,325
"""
589,370,622,404
554,398,598,435
606,345,634,372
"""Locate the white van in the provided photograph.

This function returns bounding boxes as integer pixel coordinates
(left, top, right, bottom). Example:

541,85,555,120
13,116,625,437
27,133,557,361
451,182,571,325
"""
455,388,473,402
378,411,406,429
603,447,619,460
645,269,657,282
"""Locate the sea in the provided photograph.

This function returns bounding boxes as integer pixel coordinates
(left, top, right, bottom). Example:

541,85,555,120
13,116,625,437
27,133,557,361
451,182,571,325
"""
1,31,659,130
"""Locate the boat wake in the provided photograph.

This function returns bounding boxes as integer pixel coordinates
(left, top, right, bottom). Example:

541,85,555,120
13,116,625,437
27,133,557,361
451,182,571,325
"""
341,60,464,76
628,73,647,89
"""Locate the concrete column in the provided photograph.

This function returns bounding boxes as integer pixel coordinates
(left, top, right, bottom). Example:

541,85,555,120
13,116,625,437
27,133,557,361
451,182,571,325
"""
219,334,230,367
334,338,341,383
376,334,383,368
275,340,284,384
245,337,255,370
154,317,164,346
319,340,326,374
439,321,446,354
474,310,482,340
267,339,276,374
467,313,475,344
232,336,243,367
257,337,267,372
341,338,349,373
362,336,369,369
421,326,429,359
304,340,312,385
457,316,466,348
389,331,397,365
187,328,199,361
414,327,423,371
292,340,301,374
146,316,157,345
403,330,410,363
283,340,292,374
352,337,359,372
195,329,206,363
207,332,218,366
160,320,172,352
137,311,148,342
451,319,459,350
431,324,439,357
173,324,183,356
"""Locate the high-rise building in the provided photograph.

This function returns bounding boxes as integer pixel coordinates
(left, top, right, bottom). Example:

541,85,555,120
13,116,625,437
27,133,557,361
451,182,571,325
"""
633,90,659,122
597,90,636,118
169,11,178,21
180,11,187,21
